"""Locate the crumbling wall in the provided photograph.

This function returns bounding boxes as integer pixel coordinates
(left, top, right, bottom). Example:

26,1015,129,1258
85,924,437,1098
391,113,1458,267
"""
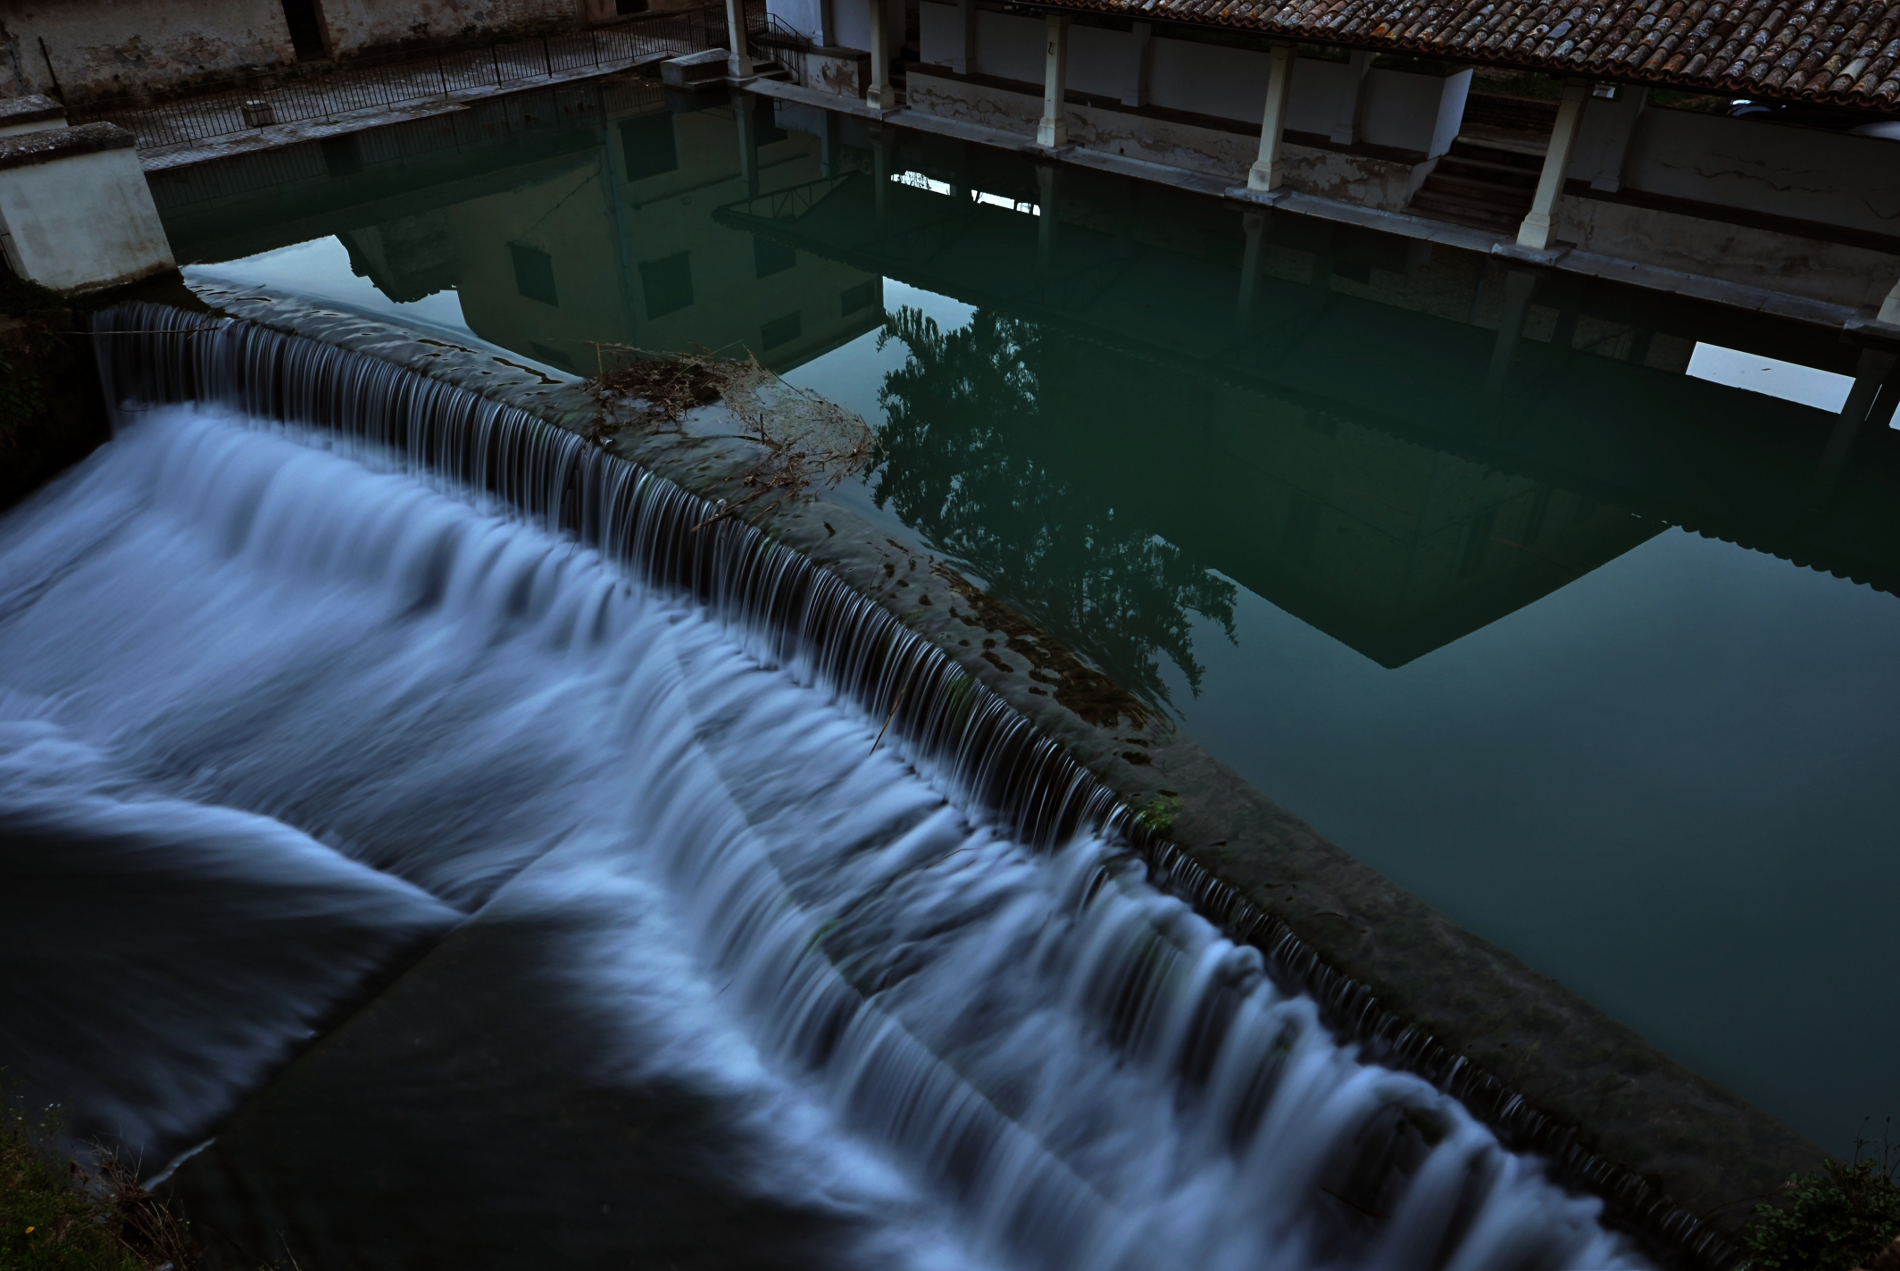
0,0,292,103
315,0,580,57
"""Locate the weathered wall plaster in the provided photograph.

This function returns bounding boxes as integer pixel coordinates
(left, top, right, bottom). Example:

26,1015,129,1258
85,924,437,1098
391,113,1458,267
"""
906,70,1428,210
825,0,902,61
0,0,293,102
1557,192,1900,311
1607,106,1900,241
0,0,587,103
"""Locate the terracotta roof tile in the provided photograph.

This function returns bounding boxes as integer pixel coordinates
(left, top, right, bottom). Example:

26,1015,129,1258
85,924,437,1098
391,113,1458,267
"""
1024,0,1900,106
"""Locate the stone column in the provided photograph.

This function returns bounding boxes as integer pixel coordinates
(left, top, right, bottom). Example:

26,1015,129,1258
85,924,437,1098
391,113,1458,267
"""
1121,21,1153,108
1246,42,1296,192
1036,163,1059,271
1484,269,1538,395
1236,210,1266,325
1516,79,1589,250
1038,14,1071,148
733,88,760,199
872,122,894,219
724,0,754,80
952,0,977,75
866,0,898,111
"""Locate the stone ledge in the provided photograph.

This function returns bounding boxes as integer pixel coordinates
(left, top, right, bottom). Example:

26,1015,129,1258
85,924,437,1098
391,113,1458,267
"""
0,121,134,171
0,94,67,129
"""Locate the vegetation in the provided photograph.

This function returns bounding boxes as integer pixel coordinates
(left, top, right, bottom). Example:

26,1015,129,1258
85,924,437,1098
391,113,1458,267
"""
1,1085,197,1271
1743,1129,1900,1271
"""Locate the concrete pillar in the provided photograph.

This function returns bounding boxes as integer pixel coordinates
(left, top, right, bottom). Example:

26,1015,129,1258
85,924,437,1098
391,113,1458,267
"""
1516,80,1589,250
1246,42,1296,193
866,0,897,112
1121,22,1153,108
951,0,976,75
1484,269,1538,395
1036,163,1059,271
1808,346,1900,507
1236,210,1266,325
0,123,175,295
724,0,754,80
733,89,760,199
1329,50,1374,146
1037,15,1071,148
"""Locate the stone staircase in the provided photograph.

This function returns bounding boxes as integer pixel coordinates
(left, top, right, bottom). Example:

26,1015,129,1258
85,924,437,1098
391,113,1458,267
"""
1409,134,1546,234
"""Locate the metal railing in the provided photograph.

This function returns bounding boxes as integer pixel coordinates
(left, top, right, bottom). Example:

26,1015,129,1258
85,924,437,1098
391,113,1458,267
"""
71,6,748,152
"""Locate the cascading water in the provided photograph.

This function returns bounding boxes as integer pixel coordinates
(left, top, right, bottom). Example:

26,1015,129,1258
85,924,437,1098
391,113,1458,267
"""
0,303,1665,1270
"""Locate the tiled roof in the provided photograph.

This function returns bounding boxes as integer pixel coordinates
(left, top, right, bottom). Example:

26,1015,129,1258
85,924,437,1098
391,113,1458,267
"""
1024,0,1900,109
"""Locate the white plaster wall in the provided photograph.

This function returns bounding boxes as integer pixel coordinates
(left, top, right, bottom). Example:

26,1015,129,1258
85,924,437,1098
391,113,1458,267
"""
1608,108,1900,239
1068,24,1128,99
1360,66,1466,156
0,145,173,291
1149,36,1270,124
3,0,292,102
974,10,1044,85
829,0,904,56
767,0,825,41
919,1,959,65
1282,57,1355,134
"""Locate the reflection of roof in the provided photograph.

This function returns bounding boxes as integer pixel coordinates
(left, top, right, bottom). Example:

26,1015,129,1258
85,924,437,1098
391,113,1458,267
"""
1020,0,1900,111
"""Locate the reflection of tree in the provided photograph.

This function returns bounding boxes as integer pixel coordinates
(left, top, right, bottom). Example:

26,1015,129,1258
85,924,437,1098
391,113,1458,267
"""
872,307,1235,713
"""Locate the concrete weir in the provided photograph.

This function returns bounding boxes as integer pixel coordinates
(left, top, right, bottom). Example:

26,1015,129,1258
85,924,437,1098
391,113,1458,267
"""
113,282,1822,1269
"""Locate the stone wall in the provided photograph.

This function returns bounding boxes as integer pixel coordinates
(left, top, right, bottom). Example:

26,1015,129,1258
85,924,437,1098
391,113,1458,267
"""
0,0,586,104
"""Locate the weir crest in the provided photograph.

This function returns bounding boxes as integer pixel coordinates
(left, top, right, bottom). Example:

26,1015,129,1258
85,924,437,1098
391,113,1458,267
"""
59,301,1735,1269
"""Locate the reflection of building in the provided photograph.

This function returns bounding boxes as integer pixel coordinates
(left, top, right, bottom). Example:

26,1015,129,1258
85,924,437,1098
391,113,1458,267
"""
155,80,883,377
719,123,1900,661
440,92,881,372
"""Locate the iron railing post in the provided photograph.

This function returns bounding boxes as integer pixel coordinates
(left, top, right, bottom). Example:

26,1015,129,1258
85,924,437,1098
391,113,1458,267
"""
492,43,503,87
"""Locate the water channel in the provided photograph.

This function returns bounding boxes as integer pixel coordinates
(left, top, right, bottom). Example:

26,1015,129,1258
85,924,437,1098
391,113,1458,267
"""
4,67,1895,1265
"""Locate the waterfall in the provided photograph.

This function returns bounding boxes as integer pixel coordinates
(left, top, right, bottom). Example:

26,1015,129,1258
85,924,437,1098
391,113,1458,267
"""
0,302,1714,1267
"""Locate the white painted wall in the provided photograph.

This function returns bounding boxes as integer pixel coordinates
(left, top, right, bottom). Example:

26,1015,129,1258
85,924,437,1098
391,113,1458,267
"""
1603,108,1900,239
1149,37,1269,124
919,2,962,65
768,0,826,41
0,140,174,292
829,0,905,55
974,10,1044,84
1068,24,1127,99
1362,66,1468,156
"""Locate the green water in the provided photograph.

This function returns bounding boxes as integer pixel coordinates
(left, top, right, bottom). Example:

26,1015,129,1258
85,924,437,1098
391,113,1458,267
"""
151,75,1900,1157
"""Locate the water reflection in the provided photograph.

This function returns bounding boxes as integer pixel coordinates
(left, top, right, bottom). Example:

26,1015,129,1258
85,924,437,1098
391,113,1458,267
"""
149,74,1900,1151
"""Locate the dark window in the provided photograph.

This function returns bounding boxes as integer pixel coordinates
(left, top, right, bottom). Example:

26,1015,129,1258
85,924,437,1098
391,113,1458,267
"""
840,280,876,315
760,311,802,350
511,243,558,307
616,0,648,12
620,114,678,183
640,253,694,318
281,0,329,60
319,134,361,177
754,234,796,279
754,95,788,146
530,342,576,372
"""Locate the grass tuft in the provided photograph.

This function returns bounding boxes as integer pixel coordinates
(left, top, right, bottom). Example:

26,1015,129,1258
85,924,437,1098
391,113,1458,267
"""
1743,1125,1900,1271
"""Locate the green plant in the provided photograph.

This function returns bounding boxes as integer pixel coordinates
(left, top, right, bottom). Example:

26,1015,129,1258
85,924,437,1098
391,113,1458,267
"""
1134,795,1179,838
1743,1128,1900,1271
0,1078,203,1271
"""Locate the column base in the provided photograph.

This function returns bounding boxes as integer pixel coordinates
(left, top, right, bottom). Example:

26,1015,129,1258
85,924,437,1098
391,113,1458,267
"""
1516,211,1554,251
865,84,900,112
1245,161,1278,193
1036,118,1067,148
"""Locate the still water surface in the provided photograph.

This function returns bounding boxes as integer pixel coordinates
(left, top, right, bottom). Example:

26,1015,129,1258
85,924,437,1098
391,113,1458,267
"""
150,75,1900,1155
